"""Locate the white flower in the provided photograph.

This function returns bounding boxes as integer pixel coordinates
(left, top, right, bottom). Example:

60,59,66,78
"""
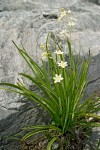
54,50,64,55
58,10,67,21
67,10,71,14
68,21,76,27
53,74,63,83
58,61,68,68
42,52,48,61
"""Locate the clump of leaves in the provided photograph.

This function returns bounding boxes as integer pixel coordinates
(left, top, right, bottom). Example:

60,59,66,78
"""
0,9,100,150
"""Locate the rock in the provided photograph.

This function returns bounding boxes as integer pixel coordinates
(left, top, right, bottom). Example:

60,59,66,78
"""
0,0,100,149
0,99,50,150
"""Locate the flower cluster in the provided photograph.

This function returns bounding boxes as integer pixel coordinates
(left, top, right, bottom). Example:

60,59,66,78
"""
58,8,76,25
58,8,77,39
58,9,71,22
40,8,76,83
41,46,68,83
53,52,68,83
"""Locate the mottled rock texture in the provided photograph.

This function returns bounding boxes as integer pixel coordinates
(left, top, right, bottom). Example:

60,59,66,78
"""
0,0,100,149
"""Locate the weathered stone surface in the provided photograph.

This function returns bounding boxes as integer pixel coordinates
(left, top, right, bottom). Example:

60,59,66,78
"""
0,0,100,149
0,99,50,150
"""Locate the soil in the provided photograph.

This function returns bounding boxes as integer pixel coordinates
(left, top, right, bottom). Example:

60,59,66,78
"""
21,135,48,150
21,130,86,150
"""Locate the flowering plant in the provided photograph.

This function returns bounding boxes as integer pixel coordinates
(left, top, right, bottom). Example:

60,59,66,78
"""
0,9,100,149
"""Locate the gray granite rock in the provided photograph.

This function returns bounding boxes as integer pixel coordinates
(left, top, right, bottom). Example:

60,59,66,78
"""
0,0,100,149
0,99,50,150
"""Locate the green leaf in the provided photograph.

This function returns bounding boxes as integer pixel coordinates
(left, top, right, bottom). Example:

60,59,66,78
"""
47,137,57,150
21,129,48,141
0,82,22,90
22,125,62,132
